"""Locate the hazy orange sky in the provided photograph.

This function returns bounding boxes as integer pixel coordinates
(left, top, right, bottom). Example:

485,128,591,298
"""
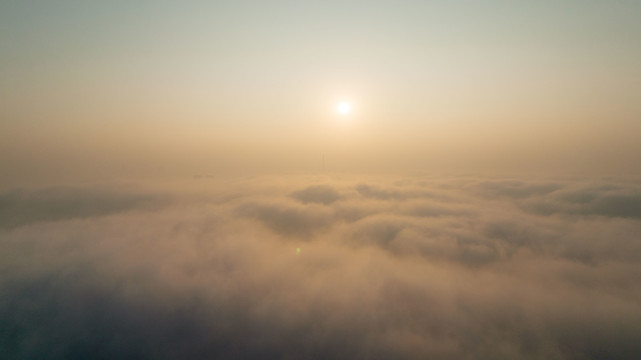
2,3,641,359
1,1,641,182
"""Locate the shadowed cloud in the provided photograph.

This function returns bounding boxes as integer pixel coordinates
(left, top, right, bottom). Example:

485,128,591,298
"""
0,187,165,230
236,200,335,237
291,185,342,205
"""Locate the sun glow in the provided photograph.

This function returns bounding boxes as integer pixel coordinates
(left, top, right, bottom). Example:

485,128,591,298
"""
337,101,351,115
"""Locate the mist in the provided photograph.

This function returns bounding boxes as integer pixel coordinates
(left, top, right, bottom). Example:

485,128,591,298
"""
2,1,641,359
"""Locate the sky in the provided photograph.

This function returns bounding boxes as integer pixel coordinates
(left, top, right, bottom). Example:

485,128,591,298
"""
2,1,641,359
1,0,641,182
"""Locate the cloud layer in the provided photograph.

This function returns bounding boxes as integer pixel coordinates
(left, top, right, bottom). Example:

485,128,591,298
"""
1,174,641,359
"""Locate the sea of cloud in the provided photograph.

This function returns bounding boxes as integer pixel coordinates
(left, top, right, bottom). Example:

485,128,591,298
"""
1,173,641,359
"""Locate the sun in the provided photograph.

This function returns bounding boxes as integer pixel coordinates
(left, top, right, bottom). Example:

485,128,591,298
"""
337,101,351,115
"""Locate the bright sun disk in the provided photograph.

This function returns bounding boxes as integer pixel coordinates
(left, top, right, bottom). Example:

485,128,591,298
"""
338,101,351,115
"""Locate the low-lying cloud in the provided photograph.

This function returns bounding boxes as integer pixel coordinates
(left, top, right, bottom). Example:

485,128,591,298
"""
0,186,166,230
1,174,640,359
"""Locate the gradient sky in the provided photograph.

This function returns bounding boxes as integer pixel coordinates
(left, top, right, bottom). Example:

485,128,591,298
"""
2,1,641,182
3,3,641,358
